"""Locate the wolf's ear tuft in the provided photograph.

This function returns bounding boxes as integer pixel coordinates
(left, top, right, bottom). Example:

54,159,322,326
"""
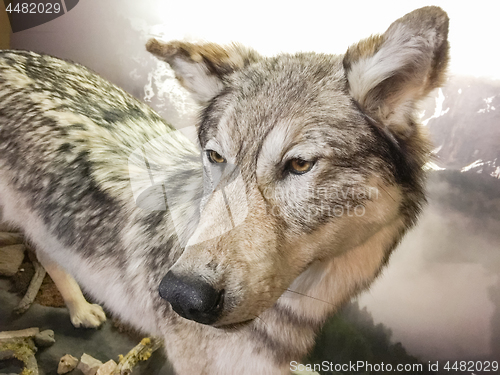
343,6,449,139
146,39,261,104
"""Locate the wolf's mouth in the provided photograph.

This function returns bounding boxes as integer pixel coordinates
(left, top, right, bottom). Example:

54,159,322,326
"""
213,318,255,330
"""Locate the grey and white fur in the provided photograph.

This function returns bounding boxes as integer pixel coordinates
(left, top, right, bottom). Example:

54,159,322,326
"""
0,6,449,374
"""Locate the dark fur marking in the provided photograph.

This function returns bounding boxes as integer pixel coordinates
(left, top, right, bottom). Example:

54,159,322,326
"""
250,322,314,365
273,303,323,331
352,99,421,187
198,86,234,147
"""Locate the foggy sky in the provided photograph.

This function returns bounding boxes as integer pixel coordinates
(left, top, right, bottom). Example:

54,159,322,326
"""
358,201,500,361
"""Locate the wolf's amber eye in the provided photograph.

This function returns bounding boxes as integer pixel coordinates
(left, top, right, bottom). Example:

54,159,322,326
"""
207,150,226,164
288,158,314,174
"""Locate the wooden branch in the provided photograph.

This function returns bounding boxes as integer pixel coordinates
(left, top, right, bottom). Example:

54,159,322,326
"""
113,337,163,375
0,231,23,246
0,328,40,340
15,256,46,315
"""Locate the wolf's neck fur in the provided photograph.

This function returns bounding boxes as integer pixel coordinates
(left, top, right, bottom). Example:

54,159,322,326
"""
287,218,404,319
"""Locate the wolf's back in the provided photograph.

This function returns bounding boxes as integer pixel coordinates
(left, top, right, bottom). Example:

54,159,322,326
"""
0,51,190,334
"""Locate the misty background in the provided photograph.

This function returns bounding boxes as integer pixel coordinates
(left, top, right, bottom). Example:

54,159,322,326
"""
5,0,500,372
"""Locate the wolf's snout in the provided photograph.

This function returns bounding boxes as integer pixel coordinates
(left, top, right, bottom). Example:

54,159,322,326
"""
159,271,224,325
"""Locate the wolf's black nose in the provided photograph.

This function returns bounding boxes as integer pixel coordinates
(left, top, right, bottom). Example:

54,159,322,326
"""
159,271,224,325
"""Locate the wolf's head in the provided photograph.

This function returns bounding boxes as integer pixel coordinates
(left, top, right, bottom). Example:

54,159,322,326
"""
146,6,449,327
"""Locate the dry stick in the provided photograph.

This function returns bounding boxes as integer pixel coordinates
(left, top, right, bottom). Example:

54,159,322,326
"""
0,231,24,246
15,252,46,315
0,328,40,340
114,337,163,375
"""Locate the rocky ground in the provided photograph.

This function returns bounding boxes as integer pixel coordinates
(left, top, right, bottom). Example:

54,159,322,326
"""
0,247,174,375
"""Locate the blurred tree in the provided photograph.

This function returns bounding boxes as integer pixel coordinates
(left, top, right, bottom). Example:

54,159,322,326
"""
305,302,430,375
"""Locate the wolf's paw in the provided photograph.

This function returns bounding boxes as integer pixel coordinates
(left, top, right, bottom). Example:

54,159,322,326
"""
69,302,106,328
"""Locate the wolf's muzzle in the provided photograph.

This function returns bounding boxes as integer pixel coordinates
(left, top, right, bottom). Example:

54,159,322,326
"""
159,271,224,325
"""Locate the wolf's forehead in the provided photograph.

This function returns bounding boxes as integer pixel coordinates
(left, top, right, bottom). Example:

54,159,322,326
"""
200,54,349,159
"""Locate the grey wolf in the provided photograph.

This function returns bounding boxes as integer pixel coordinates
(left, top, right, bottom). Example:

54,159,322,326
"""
0,6,449,374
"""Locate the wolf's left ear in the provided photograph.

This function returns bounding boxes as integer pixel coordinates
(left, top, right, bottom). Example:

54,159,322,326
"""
146,39,261,104
343,6,449,139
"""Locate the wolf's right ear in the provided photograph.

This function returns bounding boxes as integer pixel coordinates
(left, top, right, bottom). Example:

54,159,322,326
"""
146,39,261,104
343,6,449,140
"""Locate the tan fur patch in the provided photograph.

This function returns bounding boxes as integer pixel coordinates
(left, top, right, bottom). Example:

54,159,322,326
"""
146,39,260,78
343,34,384,70
279,181,404,323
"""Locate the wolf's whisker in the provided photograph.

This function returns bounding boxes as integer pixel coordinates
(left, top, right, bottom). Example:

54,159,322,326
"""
255,315,268,327
284,289,335,306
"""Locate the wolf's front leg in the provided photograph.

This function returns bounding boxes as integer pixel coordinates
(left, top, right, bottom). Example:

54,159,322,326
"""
36,251,106,328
